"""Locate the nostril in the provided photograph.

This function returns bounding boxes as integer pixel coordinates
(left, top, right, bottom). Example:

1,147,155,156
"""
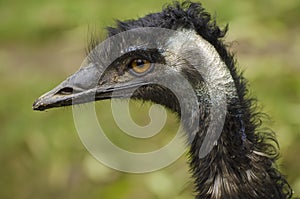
56,87,74,95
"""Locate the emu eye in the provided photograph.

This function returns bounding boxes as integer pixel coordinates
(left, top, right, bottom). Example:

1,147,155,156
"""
129,59,153,76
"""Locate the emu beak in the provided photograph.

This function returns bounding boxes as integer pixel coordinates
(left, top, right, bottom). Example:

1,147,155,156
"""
33,63,102,111
32,63,147,111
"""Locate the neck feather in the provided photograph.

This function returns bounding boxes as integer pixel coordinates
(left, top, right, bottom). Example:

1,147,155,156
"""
172,30,293,199
190,101,292,199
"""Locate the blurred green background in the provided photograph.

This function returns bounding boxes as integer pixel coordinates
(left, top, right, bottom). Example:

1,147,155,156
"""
1,0,299,198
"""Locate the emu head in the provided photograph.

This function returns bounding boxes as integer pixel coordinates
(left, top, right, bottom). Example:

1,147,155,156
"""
33,28,230,108
33,2,238,159
33,2,236,113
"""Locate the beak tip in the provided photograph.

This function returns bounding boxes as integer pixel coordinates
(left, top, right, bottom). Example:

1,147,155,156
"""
33,88,51,111
32,98,46,111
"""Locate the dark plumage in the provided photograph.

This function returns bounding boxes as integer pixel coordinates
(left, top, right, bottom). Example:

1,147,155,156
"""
33,1,294,199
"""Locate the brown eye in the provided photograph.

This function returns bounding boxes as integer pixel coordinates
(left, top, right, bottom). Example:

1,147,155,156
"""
129,59,153,76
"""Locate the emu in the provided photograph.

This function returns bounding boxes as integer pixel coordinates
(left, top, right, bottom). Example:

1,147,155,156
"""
33,2,293,199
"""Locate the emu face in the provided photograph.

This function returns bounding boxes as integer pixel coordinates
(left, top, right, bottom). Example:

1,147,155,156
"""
33,29,209,113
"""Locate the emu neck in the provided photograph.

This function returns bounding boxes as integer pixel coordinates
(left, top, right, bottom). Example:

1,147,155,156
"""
188,99,290,199
170,30,291,199
189,100,248,199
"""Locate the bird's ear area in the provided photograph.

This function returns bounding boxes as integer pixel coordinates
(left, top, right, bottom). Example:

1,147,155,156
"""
180,64,204,86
